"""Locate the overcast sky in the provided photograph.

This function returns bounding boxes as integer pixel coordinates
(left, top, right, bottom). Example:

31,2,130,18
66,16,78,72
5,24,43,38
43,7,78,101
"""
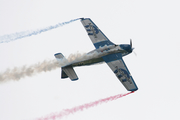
0,0,180,120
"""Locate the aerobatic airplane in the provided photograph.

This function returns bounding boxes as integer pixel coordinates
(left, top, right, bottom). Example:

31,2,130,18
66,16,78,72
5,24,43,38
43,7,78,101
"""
54,18,138,91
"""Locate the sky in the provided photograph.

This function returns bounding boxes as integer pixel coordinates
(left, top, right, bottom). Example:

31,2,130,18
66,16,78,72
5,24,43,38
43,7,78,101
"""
0,0,180,120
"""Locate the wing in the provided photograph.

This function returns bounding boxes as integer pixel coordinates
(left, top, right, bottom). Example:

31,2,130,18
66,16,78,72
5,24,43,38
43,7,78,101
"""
102,53,138,91
80,18,114,49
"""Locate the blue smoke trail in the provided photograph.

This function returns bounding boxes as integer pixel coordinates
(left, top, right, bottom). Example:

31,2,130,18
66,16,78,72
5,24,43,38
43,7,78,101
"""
0,18,80,43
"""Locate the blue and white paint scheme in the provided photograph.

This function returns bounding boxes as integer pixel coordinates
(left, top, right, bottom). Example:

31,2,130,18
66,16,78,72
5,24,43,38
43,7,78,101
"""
54,18,138,91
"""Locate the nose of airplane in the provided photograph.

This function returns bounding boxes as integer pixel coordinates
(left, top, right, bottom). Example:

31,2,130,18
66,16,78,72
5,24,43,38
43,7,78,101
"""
120,44,133,53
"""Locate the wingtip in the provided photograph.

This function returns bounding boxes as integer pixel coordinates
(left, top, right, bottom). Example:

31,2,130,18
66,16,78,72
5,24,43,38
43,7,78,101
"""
80,18,85,20
71,78,79,81
129,87,138,92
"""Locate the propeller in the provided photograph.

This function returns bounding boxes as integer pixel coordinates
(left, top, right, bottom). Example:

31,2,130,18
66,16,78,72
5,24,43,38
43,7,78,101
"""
130,39,132,48
130,39,137,56
133,51,137,56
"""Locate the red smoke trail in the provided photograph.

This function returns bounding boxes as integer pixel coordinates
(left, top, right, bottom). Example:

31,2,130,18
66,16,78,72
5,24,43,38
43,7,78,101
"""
37,91,134,120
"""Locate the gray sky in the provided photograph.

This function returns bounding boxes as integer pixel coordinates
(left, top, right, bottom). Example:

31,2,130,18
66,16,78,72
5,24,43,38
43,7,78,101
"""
0,0,180,120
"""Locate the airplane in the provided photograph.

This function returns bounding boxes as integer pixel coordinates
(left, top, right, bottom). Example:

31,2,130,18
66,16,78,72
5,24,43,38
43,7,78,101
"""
54,18,138,91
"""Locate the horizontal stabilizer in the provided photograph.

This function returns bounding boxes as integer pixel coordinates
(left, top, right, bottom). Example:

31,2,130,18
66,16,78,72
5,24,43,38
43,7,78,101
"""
54,53,64,59
62,66,78,81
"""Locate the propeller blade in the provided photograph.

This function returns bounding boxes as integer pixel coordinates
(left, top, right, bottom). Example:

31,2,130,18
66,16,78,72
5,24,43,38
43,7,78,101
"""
133,51,137,56
130,39,132,48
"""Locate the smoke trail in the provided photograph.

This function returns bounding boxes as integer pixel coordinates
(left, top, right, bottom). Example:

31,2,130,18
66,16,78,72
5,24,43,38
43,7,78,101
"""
0,51,101,82
0,18,80,43
0,59,59,83
37,92,134,120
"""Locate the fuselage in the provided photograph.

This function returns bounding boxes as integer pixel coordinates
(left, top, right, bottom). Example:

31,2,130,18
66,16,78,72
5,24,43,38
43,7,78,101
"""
68,44,132,67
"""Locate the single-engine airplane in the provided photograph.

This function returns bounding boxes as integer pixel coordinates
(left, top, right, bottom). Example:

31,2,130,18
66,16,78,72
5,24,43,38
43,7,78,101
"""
54,18,138,91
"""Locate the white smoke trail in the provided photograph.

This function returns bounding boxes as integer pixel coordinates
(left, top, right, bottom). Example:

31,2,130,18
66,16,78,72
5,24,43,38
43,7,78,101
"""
57,51,103,67
0,51,102,83
67,52,99,63
67,52,86,63
0,18,80,43
65,45,119,64
0,59,59,83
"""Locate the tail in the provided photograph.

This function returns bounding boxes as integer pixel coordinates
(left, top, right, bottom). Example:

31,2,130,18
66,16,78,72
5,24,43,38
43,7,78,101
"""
54,53,79,81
